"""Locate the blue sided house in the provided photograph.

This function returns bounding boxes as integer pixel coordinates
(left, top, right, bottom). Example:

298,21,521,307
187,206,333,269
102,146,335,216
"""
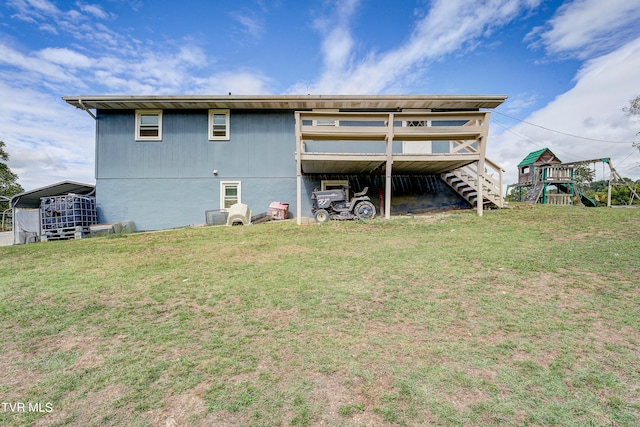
63,95,507,230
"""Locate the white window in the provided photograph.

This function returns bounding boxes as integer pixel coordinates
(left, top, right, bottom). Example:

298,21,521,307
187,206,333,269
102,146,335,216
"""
220,181,241,210
209,109,230,140
312,109,338,126
314,119,337,126
135,110,162,141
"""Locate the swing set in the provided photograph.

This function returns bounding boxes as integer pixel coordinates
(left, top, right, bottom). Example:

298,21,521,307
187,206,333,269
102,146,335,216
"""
562,157,640,207
508,149,639,207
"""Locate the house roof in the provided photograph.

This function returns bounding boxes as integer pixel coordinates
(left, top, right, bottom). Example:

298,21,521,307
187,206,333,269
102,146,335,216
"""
517,148,561,167
11,181,95,209
62,94,508,111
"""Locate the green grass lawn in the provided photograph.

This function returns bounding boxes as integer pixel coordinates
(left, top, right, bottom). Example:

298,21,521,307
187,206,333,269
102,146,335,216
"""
1,205,639,426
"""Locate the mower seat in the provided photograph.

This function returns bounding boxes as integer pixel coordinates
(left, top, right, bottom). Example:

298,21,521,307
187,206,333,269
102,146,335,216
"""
352,187,369,197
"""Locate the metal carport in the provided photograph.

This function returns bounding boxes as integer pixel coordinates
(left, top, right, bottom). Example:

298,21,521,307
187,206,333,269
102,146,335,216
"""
9,181,95,244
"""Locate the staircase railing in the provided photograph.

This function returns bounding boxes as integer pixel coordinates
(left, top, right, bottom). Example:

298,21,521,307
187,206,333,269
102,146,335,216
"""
447,158,504,208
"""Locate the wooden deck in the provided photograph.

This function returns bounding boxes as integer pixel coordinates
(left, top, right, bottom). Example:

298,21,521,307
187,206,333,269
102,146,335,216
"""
295,110,504,222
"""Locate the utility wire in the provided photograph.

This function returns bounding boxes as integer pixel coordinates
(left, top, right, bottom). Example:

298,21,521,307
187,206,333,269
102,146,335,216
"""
613,146,640,169
491,118,582,162
492,117,639,179
618,165,640,175
490,110,638,144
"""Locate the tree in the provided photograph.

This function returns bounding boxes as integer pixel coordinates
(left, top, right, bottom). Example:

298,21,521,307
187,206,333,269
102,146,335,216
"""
623,95,640,117
587,178,640,206
0,140,24,227
574,164,595,187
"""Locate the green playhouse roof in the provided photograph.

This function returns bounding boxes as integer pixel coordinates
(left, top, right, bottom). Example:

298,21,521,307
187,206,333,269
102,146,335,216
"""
517,148,560,167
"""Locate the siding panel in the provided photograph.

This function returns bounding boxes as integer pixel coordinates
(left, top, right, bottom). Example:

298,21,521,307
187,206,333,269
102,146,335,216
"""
96,110,296,179
97,177,298,231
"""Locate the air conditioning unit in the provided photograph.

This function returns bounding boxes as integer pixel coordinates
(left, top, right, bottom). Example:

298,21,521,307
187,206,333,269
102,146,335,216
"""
226,203,251,226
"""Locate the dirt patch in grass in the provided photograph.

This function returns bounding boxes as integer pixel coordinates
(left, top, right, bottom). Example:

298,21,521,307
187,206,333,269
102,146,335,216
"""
35,384,128,427
253,306,301,326
472,270,597,313
308,371,389,426
353,366,394,406
446,387,490,411
0,349,42,400
509,348,557,369
207,243,282,265
276,244,313,256
307,372,351,421
201,410,249,427
144,391,206,427
589,322,637,345
0,330,107,395
53,332,105,370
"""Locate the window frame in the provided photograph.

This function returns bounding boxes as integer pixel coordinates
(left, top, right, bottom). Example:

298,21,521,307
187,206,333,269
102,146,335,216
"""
312,109,338,127
135,110,163,141
220,181,241,211
314,119,337,126
209,109,230,141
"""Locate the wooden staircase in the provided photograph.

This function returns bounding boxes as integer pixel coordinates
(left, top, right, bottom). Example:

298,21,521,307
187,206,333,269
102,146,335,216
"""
441,161,504,209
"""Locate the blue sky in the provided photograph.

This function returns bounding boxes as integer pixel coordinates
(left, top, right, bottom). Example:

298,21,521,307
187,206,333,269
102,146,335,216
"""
1,0,639,191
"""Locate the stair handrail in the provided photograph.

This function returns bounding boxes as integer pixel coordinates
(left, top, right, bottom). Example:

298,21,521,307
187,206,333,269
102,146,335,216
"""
447,159,504,208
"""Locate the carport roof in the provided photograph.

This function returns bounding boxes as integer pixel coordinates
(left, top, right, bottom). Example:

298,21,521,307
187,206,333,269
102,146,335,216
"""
11,181,95,209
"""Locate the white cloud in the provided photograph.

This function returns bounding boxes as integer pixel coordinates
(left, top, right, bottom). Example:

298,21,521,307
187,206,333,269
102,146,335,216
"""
38,47,92,68
195,71,273,95
78,3,111,20
491,36,640,185
7,0,60,22
321,26,354,73
314,0,358,71
7,0,133,53
92,69,155,93
0,82,95,189
231,12,264,40
4,1,276,97
0,43,83,86
38,23,58,34
529,0,640,59
294,0,543,94
502,93,539,115
1,35,250,96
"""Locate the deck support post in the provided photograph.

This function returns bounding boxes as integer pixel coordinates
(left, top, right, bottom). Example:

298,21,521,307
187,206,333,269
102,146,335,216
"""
607,161,613,208
295,112,303,225
498,165,503,208
385,113,394,219
476,112,491,217
477,154,484,217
